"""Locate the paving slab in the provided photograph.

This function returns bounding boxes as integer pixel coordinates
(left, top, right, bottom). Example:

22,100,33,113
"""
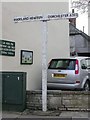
60,111,89,118
1,110,90,119
22,109,61,116
2,111,22,118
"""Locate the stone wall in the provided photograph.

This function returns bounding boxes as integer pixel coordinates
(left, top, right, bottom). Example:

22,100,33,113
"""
26,90,90,111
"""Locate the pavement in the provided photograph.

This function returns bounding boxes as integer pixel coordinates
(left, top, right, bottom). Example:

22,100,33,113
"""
1,109,90,120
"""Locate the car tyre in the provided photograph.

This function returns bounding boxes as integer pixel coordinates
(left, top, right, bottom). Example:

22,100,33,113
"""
83,81,90,91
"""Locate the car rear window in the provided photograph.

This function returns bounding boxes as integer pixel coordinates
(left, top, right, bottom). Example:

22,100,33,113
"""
48,59,76,70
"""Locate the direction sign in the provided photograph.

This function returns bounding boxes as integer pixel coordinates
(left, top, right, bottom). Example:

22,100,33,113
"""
14,12,78,112
14,13,78,23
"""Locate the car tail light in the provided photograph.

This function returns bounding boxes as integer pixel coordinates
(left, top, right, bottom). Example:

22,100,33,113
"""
75,59,79,74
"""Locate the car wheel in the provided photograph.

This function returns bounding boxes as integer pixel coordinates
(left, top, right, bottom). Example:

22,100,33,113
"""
83,81,90,91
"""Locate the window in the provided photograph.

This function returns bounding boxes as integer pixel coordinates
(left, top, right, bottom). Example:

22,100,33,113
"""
86,58,90,69
48,59,76,70
81,59,87,69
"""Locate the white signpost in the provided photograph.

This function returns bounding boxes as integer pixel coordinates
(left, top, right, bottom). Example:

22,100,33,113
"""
14,12,78,112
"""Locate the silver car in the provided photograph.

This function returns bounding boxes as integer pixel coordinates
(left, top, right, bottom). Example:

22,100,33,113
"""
47,57,90,91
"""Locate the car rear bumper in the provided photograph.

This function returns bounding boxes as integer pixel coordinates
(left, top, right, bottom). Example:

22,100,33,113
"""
47,82,82,90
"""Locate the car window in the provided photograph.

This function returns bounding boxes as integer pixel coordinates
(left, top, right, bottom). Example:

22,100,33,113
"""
48,59,76,70
81,59,87,69
86,58,90,69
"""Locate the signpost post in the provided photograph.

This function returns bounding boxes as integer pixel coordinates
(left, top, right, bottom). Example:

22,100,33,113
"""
14,12,78,112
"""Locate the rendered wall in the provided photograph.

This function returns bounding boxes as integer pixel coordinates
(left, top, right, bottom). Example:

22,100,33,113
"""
2,2,69,90
88,4,90,36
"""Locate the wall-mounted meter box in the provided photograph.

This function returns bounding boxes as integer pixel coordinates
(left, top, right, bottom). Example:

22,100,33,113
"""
1,72,26,112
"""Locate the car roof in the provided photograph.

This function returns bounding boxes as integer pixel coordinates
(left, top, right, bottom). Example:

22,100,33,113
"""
51,56,90,61
70,56,89,60
71,56,90,60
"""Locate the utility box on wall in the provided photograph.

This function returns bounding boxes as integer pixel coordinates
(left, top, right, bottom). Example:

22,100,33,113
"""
1,72,26,112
